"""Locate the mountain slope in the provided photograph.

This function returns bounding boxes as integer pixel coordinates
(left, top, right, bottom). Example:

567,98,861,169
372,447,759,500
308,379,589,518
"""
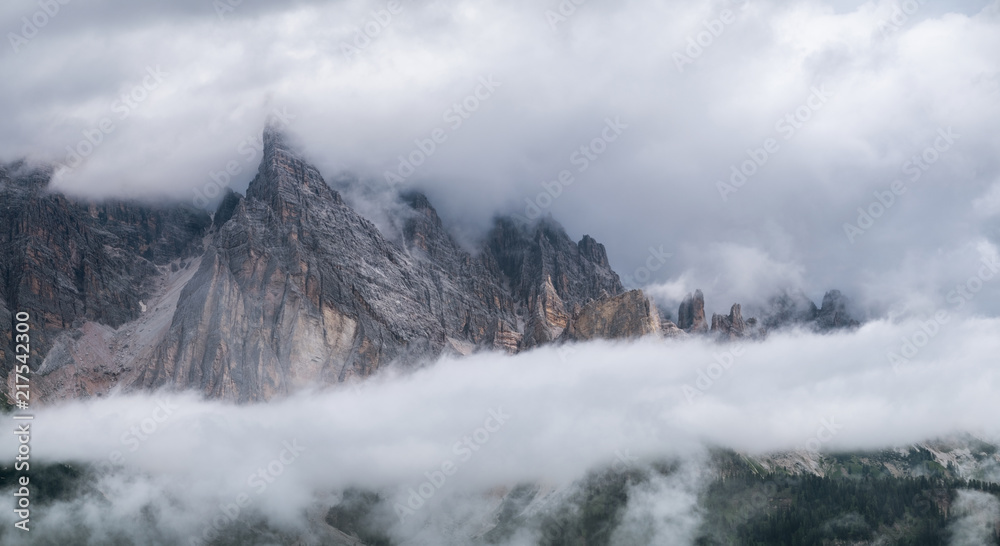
5,130,634,403
1,129,859,403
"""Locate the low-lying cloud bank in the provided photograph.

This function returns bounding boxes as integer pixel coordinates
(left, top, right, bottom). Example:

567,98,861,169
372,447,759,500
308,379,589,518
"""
1,316,999,543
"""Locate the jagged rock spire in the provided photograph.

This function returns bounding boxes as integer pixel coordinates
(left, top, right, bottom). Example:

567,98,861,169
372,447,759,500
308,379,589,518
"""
677,289,708,333
711,303,747,340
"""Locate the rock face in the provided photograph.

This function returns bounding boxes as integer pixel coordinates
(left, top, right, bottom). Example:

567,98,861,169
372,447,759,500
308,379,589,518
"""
135,129,532,400
0,130,862,404
659,319,686,338
815,290,861,330
212,188,242,229
711,304,747,340
482,217,624,349
680,286,863,341
758,289,860,333
0,161,210,392
677,290,708,333
760,290,819,330
564,290,661,341
4,130,627,403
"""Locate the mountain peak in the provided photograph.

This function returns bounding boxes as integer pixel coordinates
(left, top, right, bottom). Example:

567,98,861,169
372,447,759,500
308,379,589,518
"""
677,290,708,332
262,123,289,153
246,128,340,219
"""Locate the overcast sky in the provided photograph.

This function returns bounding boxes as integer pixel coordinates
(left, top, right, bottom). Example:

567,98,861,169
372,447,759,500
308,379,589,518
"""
3,5,1000,540
2,0,999,318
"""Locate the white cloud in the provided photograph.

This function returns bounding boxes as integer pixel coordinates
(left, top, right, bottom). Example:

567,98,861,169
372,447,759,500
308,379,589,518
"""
3,0,1000,318
2,317,1000,542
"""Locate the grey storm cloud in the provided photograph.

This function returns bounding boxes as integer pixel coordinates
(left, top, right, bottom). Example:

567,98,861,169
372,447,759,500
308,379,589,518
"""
1,0,1000,319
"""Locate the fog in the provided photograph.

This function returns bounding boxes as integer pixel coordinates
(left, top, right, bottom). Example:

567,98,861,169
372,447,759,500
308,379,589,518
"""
3,0,1000,541
1,316,999,543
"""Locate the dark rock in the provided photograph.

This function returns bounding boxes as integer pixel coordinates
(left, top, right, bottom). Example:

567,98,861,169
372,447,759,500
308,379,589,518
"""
482,216,623,312
481,215,623,349
677,289,708,333
756,289,859,333
816,290,860,331
212,189,242,229
711,303,747,340
760,290,819,330
0,163,210,394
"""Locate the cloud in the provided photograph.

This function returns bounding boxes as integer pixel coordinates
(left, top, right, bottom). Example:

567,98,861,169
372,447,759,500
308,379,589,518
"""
608,465,706,545
4,2,1000,543
644,241,807,316
3,0,1000,317
2,316,1000,542
948,490,1000,546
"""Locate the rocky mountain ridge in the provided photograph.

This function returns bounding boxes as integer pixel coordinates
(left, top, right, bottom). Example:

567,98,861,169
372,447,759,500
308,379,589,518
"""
0,131,859,403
